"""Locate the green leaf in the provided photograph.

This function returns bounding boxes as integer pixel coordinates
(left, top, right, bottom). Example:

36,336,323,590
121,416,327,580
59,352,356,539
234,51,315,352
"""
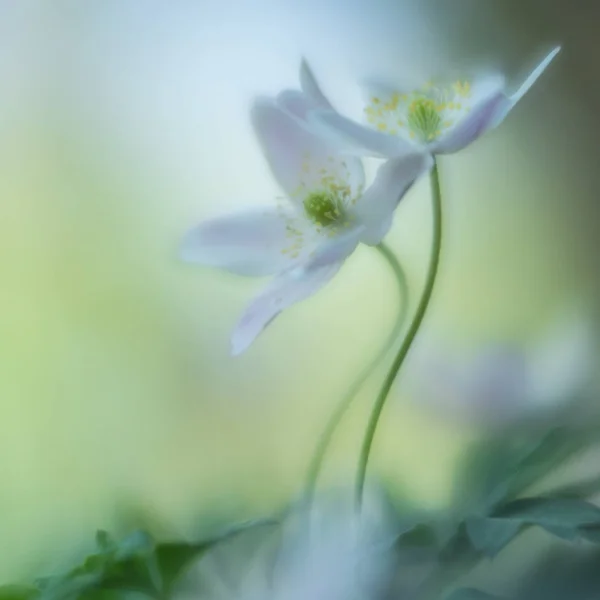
453,427,581,514
453,436,517,510
545,475,600,500
465,517,522,557
396,523,438,549
95,531,115,553
79,592,140,600
154,541,212,594
494,497,600,530
39,573,101,600
155,518,277,596
506,428,594,499
463,497,600,556
112,531,153,562
39,530,158,600
579,523,600,543
393,522,440,566
444,588,505,600
0,586,39,600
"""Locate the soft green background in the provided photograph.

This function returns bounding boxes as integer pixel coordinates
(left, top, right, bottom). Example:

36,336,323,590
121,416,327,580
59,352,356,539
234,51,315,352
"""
1,0,598,582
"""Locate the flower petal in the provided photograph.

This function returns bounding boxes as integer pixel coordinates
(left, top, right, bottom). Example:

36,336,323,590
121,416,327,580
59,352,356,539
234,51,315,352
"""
353,152,434,245
360,77,413,105
510,46,561,106
431,77,510,154
180,206,315,276
299,58,332,109
277,89,317,121
251,98,365,202
486,45,562,130
308,108,416,158
230,261,344,355
305,226,364,269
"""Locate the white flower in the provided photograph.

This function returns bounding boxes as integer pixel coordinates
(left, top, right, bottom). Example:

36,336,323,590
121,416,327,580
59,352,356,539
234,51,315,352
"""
278,47,560,159
404,311,596,428
181,98,432,355
195,489,396,600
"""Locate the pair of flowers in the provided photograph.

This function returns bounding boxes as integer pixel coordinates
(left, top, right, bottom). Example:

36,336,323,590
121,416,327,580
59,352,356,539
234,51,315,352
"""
181,48,561,355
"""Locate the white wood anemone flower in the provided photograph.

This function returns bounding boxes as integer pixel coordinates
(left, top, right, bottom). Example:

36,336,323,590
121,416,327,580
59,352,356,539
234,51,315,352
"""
181,99,432,355
277,46,561,159
194,488,397,600
404,312,596,428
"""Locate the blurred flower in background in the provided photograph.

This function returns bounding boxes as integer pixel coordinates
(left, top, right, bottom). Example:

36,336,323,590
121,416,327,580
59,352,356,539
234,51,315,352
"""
404,307,598,429
190,487,397,600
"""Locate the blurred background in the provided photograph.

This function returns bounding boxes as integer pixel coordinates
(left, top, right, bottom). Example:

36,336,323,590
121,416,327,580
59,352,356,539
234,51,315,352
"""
0,0,599,583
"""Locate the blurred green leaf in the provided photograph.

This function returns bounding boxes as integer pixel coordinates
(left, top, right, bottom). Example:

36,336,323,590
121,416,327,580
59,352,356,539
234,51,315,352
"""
466,497,600,557
578,523,600,543
396,523,438,549
0,586,39,600
546,474,600,500
453,427,591,517
155,518,277,596
494,497,600,530
444,588,505,600
27,519,279,600
393,522,440,567
465,517,522,557
95,532,115,553
505,429,581,498
453,436,517,511
79,592,141,600
38,530,158,600
154,542,210,595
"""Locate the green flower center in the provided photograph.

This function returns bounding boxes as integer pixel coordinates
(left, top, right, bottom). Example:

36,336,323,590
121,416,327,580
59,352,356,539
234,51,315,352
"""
407,98,442,142
303,190,345,227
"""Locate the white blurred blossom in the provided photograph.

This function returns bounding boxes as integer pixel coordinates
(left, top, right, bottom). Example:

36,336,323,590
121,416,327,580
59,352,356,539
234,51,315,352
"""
193,488,397,600
404,311,597,428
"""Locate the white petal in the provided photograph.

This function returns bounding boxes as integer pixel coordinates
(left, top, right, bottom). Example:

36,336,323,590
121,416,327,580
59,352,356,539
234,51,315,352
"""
510,46,561,106
308,108,416,158
353,152,434,245
275,91,367,196
360,77,412,105
484,46,560,132
431,77,510,154
299,58,332,109
180,206,314,276
251,98,365,202
305,226,364,269
277,89,317,121
230,261,343,355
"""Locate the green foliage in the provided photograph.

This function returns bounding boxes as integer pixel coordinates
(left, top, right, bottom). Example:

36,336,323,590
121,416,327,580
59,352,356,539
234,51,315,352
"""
19,519,276,600
0,586,39,600
464,497,600,558
453,427,581,513
444,588,505,600
2,425,600,600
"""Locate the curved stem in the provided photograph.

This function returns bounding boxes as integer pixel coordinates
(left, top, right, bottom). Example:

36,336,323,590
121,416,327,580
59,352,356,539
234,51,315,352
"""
355,159,443,511
303,243,409,506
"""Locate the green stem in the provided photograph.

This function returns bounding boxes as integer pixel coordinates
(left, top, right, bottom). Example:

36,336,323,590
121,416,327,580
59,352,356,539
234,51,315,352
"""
303,243,409,506
355,158,443,511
